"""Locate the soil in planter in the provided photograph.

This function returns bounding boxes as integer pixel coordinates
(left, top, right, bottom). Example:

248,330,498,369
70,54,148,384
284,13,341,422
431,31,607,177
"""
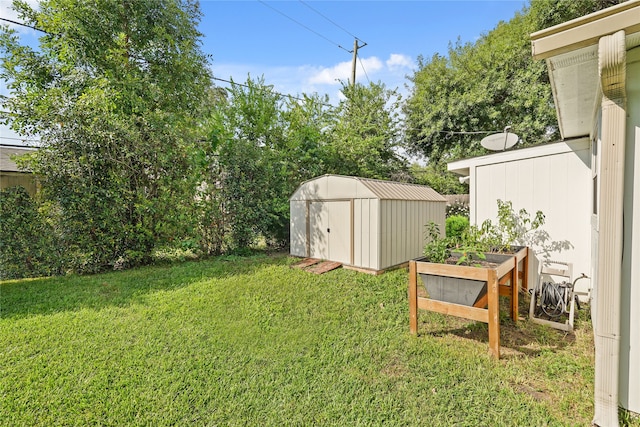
443,256,500,268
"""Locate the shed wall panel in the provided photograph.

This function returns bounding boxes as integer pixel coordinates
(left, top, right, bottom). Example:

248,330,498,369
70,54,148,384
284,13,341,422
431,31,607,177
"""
354,198,376,269
378,200,445,270
290,201,307,257
370,199,380,270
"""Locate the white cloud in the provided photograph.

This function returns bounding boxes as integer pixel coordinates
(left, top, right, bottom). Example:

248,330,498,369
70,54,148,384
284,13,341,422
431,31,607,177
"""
210,52,415,106
307,56,384,86
386,53,413,71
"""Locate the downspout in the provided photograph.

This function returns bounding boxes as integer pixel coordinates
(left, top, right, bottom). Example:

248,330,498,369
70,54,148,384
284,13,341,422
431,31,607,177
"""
593,30,626,427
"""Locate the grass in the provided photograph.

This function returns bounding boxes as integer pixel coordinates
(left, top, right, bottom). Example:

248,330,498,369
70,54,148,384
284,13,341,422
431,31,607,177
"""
0,253,622,426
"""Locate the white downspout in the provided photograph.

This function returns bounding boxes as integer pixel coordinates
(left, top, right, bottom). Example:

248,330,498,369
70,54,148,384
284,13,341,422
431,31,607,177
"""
593,30,626,427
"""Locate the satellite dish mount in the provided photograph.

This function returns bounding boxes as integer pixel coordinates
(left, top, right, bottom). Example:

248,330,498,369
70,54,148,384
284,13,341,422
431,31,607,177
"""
481,126,519,151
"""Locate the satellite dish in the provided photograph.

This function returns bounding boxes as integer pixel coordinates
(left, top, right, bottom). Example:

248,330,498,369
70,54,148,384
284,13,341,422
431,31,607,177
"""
481,130,519,151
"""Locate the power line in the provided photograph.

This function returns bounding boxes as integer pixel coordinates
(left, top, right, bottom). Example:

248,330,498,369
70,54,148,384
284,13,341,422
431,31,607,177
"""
212,76,333,107
0,17,52,35
298,0,365,44
257,0,351,53
357,57,370,84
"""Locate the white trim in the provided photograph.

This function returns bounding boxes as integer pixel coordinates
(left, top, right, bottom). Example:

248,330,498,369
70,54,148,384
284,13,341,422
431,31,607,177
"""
447,138,590,175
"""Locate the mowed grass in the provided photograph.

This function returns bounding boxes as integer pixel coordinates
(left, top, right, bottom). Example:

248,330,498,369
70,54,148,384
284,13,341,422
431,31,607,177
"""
1,253,601,426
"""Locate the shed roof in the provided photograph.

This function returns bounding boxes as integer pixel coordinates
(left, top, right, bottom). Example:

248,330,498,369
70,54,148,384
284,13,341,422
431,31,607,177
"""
290,174,446,202
0,145,35,173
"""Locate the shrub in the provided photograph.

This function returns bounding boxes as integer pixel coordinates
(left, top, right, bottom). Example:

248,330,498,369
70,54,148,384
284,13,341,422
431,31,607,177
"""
446,200,469,218
0,187,63,279
446,215,469,241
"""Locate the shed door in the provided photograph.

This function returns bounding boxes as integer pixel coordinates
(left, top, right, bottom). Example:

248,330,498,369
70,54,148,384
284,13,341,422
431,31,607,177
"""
309,201,351,264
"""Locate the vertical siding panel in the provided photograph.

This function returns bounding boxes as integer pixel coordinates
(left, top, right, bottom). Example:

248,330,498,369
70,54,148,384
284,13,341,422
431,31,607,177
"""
354,199,362,268
398,201,405,265
386,200,392,269
289,201,307,256
410,201,416,260
371,199,380,270
390,200,395,269
361,199,370,268
380,201,387,270
532,155,552,216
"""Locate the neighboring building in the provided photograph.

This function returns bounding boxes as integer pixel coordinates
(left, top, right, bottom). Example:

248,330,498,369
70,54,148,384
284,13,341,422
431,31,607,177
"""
448,138,592,296
530,2,640,425
290,174,446,273
0,144,37,196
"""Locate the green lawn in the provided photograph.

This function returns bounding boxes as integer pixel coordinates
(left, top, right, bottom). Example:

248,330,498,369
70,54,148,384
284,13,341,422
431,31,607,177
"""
1,253,601,426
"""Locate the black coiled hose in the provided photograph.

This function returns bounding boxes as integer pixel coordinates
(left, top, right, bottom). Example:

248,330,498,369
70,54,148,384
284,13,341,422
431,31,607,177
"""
539,281,571,317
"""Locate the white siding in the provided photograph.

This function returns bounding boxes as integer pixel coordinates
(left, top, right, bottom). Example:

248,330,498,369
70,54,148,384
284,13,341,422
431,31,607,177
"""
353,198,380,270
379,200,446,270
290,201,307,257
472,142,592,294
620,46,640,413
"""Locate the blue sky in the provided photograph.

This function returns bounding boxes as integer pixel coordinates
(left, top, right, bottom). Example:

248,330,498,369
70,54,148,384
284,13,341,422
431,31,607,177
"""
1,0,529,144
201,1,528,101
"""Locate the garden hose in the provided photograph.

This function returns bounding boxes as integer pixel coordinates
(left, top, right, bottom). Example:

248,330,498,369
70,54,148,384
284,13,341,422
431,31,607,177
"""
539,281,570,318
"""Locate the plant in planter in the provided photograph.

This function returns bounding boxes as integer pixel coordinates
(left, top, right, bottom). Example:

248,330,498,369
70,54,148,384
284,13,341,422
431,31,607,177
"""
412,200,545,358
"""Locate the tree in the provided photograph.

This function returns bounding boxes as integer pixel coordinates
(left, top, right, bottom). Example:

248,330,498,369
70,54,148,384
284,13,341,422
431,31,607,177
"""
409,161,468,195
328,81,407,179
403,0,625,163
206,77,336,252
0,0,212,271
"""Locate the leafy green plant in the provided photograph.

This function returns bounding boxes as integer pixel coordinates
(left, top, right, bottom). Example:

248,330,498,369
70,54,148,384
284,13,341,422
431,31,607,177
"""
0,187,64,279
422,222,450,264
452,246,487,267
446,215,469,242
493,199,545,252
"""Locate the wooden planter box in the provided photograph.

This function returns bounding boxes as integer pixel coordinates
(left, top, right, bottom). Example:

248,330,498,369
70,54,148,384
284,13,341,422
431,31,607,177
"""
409,246,529,359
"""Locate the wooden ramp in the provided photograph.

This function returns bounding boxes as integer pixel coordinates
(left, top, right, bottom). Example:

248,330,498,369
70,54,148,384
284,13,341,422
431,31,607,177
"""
290,258,321,269
291,258,342,274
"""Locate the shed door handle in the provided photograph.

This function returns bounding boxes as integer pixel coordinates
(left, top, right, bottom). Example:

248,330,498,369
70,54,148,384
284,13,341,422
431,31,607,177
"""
327,228,330,233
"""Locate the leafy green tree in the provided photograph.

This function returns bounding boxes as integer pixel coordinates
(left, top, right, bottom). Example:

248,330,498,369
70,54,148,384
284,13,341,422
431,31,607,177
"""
328,81,407,179
0,187,63,279
409,161,468,195
0,0,211,271
207,77,333,251
404,0,624,163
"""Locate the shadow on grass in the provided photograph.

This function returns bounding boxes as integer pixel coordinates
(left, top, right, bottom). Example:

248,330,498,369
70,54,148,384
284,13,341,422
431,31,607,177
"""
418,293,584,359
0,253,288,320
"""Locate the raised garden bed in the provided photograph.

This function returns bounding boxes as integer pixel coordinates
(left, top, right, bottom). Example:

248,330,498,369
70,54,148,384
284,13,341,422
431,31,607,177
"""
409,246,529,359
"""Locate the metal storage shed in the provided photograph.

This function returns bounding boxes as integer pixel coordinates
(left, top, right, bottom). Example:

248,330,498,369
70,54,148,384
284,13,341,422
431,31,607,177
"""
289,174,446,273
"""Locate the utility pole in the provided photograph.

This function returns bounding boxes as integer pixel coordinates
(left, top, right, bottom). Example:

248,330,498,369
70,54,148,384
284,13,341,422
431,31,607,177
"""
350,38,367,86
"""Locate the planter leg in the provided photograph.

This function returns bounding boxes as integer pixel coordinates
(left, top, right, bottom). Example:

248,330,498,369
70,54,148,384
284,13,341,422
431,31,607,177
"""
487,270,500,359
511,263,518,322
409,260,418,335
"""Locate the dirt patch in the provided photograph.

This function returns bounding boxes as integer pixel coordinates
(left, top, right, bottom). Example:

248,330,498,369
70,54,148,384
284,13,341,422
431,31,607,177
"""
511,381,553,403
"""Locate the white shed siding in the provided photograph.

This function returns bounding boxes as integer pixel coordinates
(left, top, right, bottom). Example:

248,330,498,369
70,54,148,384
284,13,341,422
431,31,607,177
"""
370,198,380,270
470,142,592,294
378,200,446,270
290,200,307,257
353,198,379,270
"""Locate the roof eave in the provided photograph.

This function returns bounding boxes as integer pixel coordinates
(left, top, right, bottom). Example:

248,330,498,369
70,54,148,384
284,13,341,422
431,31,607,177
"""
531,0,640,60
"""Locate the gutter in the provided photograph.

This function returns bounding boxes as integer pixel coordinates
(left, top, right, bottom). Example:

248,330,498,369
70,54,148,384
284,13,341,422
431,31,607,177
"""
592,30,626,427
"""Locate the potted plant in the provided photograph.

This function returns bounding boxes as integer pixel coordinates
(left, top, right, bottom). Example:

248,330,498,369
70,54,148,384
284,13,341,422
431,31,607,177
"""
409,200,548,359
